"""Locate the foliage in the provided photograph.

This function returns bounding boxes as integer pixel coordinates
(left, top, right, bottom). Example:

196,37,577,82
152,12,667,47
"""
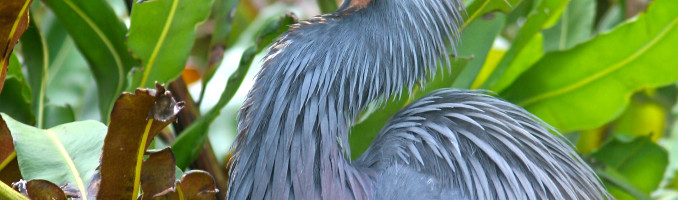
0,0,677,199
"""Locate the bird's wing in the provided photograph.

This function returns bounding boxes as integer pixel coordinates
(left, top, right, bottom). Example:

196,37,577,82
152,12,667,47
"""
355,89,611,200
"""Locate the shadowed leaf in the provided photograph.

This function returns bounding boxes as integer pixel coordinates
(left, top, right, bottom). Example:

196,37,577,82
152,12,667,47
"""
0,113,106,199
128,0,213,88
0,53,33,125
317,0,338,13
0,0,32,93
501,0,678,132
153,171,218,199
542,0,595,52
140,148,176,200
98,84,183,199
591,136,667,199
42,105,75,129
42,0,138,122
19,16,48,128
462,0,519,30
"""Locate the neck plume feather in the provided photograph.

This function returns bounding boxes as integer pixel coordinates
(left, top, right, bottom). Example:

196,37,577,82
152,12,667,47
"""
227,0,463,199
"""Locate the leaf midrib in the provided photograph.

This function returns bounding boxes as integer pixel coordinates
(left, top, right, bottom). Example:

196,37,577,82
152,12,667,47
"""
1,0,31,69
519,18,678,107
45,129,88,200
62,0,125,114
139,0,180,87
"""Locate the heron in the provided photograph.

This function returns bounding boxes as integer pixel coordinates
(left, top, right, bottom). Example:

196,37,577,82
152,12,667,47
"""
227,0,612,199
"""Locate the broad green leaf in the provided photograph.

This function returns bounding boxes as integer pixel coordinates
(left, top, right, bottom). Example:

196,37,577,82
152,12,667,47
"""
98,84,182,199
451,12,506,89
351,58,471,158
173,14,296,168
591,136,667,199
317,0,339,13
542,0,595,52
482,0,570,92
481,32,543,91
0,0,32,93
127,0,213,88
20,16,48,128
501,0,678,132
42,0,138,122
1,113,106,199
462,0,520,30
0,54,34,125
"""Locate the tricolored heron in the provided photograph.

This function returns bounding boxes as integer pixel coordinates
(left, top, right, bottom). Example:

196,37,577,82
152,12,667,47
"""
227,0,612,199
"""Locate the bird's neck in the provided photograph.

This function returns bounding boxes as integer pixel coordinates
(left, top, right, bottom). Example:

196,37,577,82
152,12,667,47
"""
229,0,461,199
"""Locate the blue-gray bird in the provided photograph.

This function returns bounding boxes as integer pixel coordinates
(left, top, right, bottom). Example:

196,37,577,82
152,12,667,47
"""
227,0,612,199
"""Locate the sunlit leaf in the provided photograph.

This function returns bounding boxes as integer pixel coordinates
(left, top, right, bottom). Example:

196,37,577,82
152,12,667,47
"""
98,84,183,199
501,0,678,132
42,0,138,122
482,0,570,91
1,113,106,199
127,0,213,88
317,0,339,13
0,0,32,93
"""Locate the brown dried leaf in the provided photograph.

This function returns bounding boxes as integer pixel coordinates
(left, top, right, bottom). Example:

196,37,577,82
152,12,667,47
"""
153,171,218,200
12,179,67,200
0,0,33,93
0,115,15,170
98,83,184,199
140,148,176,200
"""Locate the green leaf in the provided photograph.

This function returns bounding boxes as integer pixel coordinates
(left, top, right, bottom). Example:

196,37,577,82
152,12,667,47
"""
127,0,213,88
173,46,255,169
1,113,106,199
591,136,667,199
42,105,75,129
20,16,48,128
542,0,595,52
482,0,570,91
462,0,520,30
317,0,338,13
481,32,544,91
501,0,678,132
451,12,506,89
0,53,34,125
42,0,138,122
198,0,241,104
350,58,471,158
